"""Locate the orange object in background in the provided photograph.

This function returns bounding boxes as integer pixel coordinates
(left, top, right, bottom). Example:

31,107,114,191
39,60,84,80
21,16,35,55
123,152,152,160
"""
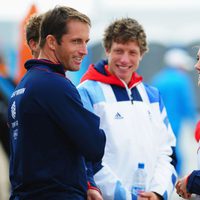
0,55,8,77
15,4,38,83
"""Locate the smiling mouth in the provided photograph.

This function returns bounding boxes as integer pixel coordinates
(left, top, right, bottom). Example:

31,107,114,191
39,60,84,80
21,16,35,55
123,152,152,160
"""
117,65,132,70
74,57,83,64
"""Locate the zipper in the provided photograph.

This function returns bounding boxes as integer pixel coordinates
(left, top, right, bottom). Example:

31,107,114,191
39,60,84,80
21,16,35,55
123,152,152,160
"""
120,79,134,104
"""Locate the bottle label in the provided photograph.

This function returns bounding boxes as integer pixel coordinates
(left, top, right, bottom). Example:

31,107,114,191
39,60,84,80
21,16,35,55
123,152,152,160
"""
131,193,137,200
131,186,145,199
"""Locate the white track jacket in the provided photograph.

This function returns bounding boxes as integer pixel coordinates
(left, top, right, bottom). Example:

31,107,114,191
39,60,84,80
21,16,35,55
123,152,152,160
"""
78,60,177,200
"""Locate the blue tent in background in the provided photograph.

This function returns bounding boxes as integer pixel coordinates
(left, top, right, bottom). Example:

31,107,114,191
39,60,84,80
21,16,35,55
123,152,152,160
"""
0,76,15,101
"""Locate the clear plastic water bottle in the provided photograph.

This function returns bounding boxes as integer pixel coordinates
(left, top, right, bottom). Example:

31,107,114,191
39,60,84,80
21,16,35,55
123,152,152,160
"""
131,163,147,200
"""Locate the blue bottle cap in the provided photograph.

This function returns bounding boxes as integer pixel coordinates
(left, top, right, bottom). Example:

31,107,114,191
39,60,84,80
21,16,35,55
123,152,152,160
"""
138,163,144,169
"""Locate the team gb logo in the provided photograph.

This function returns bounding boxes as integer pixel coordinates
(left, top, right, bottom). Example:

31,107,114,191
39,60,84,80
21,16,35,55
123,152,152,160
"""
11,101,16,120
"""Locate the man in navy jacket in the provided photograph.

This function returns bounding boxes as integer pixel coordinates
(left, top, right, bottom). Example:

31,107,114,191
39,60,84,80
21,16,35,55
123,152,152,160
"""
7,6,106,200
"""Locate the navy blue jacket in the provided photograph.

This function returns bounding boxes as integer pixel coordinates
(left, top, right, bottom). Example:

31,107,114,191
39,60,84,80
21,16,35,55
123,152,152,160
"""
187,170,200,195
8,59,106,200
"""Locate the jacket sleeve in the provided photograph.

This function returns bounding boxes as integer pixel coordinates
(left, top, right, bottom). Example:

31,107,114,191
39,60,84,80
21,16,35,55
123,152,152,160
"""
94,162,132,200
44,78,106,162
86,162,101,193
148,94,177,200
187,170,200,195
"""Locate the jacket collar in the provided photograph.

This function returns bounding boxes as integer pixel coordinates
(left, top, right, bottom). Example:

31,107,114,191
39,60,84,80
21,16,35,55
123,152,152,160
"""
25,59,65,76
81,59,142,88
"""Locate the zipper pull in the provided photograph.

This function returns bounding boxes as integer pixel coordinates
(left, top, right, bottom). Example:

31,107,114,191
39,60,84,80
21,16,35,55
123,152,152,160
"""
131,92,134,104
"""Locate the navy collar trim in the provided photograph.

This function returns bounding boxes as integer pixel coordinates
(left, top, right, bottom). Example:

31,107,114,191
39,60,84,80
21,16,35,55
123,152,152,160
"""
24,59,65,76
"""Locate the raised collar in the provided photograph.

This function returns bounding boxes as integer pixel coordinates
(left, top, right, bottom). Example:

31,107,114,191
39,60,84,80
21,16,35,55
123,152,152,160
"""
25,59,65,76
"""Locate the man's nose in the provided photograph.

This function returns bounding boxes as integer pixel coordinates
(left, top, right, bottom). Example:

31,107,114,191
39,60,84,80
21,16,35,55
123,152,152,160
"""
79,43,88,55
120,53,130,63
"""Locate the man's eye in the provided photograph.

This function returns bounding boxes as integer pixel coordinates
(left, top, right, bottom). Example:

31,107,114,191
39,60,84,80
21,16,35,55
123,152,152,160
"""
73,40,81,44
130,51,137,56
115,49,122,54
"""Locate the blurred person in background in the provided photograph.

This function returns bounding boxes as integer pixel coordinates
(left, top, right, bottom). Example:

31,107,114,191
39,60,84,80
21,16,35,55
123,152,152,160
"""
25,13,43,58
175,47,200,199
78,17,177,200
151,48,197,176
0,54,15,200
0,54,13,157
8,6,105,200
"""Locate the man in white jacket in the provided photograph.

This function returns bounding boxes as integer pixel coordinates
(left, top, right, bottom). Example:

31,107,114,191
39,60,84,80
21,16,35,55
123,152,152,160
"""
78,18,177,200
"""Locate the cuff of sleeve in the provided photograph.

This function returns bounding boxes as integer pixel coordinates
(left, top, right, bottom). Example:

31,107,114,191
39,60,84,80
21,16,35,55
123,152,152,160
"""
185,174,190,186
186,170,198,193
87,181,102,195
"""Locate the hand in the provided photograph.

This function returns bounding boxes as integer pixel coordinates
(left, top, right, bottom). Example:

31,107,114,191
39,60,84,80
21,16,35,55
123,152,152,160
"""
175,177,192,199
87,189,103,200
138,191,161,200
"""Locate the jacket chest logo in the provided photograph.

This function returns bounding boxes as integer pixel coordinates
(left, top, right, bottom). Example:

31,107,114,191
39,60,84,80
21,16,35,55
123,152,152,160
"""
114,112,124,119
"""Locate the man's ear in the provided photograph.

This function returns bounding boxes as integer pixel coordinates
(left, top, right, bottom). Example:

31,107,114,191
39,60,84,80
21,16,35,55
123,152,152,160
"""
28,39,37,52
46,35,56,50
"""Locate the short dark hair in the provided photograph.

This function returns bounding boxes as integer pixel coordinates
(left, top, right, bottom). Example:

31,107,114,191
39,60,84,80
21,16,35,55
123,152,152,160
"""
103,18,148,55
25,13,43,44
40,6,91,48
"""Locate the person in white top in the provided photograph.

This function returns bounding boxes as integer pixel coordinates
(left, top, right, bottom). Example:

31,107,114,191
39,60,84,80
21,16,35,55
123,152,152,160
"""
78,17,177,200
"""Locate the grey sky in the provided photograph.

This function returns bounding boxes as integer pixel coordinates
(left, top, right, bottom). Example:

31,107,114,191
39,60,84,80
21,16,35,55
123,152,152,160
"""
1,0,200,44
